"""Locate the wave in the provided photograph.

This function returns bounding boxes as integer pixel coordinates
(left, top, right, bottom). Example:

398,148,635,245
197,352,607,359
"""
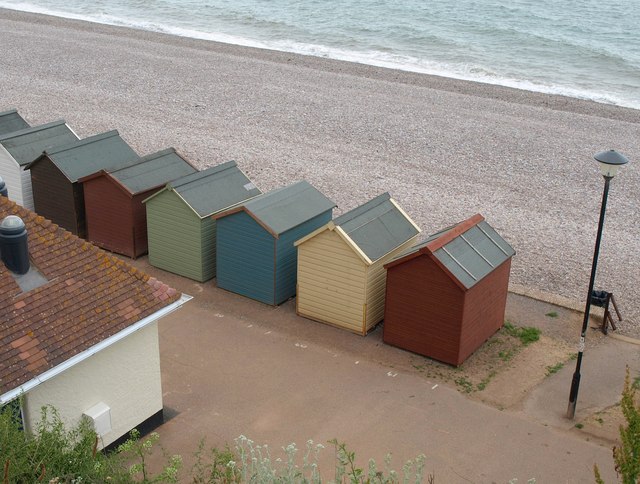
1,1,638,110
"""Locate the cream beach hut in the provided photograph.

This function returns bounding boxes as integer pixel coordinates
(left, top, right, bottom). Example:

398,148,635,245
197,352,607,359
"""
294,192,421,335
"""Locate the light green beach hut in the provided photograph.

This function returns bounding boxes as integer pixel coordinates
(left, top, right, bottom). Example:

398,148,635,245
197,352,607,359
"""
143,161,261,282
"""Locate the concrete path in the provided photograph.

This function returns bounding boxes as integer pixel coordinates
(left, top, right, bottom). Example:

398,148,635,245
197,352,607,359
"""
137,261,635,483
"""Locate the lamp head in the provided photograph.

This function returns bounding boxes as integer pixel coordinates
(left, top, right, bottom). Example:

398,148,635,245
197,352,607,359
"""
594,150,629,178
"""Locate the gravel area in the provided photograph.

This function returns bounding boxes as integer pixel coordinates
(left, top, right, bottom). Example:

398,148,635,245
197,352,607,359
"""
2,8,639,335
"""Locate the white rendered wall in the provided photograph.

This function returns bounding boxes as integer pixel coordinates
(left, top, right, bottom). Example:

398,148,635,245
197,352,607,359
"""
23,322,163,448
0,145,25,207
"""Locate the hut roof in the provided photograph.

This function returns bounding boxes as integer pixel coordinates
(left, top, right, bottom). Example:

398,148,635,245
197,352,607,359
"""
0,109,30,136
386,214,515,289
28,130,139,182
295,192,420,264
217,180,336,237
0,120,78,166
145,160,261,218
0,196,185,402
82,148,197,195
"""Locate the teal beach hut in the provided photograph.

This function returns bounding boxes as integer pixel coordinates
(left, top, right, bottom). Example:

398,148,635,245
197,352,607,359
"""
214,180,336,306
143,161,261,282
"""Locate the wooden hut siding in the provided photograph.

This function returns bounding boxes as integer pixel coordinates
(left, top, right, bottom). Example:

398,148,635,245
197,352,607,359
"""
132,192,151,257
296,230,366,332
363,237,416,330
0,146,26,207
458,259,511,362
383,255,464,364
84,176,134,256
146,190,206,281
31,157,79,233
216,211,275,304
274,211,333,305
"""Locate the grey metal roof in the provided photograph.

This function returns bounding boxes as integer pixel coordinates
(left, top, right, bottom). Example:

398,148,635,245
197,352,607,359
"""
39,130,139,182
0,109,30,136
0,121,78,166
169,161,261,218
244,180,336,236
432,220,515,289
334,192,419,261
109,148,197,194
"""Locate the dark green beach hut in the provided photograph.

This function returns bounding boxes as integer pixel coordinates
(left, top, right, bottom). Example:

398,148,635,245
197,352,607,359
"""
214,180,336,306
143,161,261,282
0,109,29,136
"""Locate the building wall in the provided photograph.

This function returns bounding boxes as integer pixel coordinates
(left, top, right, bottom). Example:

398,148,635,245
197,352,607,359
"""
84,177,134,257
458,259,511,363
0,146,29,208
200,216,217,281
216,210,275,304
363,237,418,334
383,255,464,365
146,190,206,281
23,323,163,449
132,190,158,258
297,229,367,332
31,157,79,234
274,211,332,305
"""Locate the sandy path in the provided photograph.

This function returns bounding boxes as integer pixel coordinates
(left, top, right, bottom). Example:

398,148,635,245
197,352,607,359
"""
1,8,639,333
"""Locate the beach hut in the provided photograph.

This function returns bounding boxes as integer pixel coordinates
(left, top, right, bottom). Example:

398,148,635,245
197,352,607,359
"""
80,148,197,258
0,120,79,210
143,161,261,282
27,130,139,237
383,214,515,366
0,108,29,135
214,180,336,306
294,192,421,335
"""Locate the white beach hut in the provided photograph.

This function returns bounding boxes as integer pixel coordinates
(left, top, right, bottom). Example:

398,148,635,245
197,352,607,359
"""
0,120,78,210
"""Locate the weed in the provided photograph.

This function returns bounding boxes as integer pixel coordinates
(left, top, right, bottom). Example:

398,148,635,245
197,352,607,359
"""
503,322,541,346
499,349,517,362
455,377,474,393
477,371,497,391
545,311,559,318
545,362,564,375
575,423,584,429
569,353,578,360
596,417,604,424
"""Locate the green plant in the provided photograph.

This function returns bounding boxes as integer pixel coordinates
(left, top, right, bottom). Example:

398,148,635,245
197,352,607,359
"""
503,322,541,346
545,311,559,318
545,363,564,375
116,429,182,483
499,349,516,362
575,423,584,429
455,377,474,393
191,439,238,483
477,371,497,391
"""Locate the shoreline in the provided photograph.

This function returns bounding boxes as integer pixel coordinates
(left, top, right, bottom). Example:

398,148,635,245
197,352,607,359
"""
2,7,639,123
2,7,640,335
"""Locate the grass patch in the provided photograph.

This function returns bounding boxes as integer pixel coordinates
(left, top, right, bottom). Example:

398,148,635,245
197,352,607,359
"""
476,371,497,391
503,321,541,346
546,362,564,375
575,423,584,429
455,377,474,393
545,311,559,318
498,349,517,362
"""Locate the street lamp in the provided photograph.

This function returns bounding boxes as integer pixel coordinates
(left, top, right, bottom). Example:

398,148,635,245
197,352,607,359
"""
567,149,629,419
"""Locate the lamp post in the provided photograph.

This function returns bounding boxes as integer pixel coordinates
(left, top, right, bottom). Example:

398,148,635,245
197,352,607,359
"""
567,149,629,419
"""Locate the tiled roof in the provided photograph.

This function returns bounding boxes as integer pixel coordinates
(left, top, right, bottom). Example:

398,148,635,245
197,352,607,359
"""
0,196,180,397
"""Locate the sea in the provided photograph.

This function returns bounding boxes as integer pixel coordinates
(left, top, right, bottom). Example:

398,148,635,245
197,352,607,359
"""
2,0,639,109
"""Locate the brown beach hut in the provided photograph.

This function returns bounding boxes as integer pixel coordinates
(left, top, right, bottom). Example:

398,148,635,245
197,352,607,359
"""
295,192,421,335
383,214,515,366
79,148,197,258
27,130,139,237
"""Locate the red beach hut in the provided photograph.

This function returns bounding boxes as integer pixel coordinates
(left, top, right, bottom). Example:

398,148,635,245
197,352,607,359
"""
383,214,515,366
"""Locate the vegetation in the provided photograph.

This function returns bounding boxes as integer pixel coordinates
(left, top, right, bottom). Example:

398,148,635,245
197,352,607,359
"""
0,404,427,483
545,311,558,318
594,367,640,483
503,322,541,346
545,363,564,376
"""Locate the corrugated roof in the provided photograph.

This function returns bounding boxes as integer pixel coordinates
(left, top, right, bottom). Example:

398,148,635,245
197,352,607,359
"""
165,160,261,218
0,109,30,136
109,148,197,194
0,121,78,166
432,220,515,289
0,196,181,398
387,215,514,289
333,192,420,261
37,130,139,182
242,181,336,236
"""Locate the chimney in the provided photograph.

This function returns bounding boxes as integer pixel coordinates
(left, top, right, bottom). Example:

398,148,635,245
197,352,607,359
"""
0,215,30,274
0,176,7,197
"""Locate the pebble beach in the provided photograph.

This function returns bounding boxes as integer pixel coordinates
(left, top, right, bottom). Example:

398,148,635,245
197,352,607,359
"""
2,8,639,335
